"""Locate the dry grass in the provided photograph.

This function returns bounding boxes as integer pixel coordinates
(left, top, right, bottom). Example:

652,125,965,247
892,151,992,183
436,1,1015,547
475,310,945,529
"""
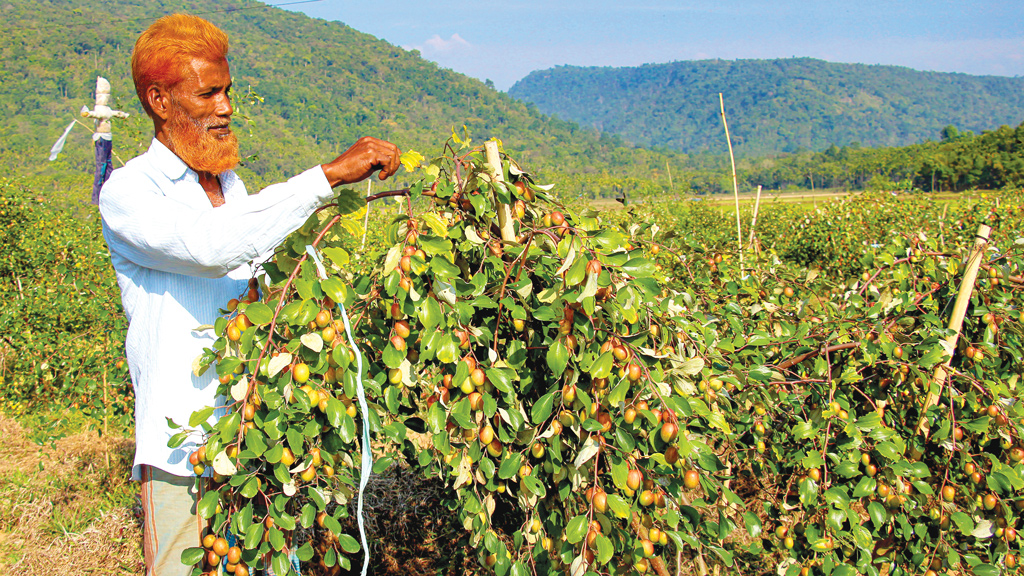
0,411,143,575
0,409,475,576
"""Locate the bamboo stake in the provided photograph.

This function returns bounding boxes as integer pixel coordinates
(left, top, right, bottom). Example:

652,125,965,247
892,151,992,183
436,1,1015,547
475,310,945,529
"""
913,224,992,447
938,203,948,250
360,180,372,251
484,140,516,242
666,160,673,190
719,94,743,266
747,185,762,251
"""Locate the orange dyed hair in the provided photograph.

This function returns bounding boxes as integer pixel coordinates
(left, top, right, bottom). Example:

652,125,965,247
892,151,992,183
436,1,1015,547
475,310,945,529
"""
131,14,229,116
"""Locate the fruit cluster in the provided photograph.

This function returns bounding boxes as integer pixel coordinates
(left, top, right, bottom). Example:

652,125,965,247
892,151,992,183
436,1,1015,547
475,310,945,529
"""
177,139,1023,576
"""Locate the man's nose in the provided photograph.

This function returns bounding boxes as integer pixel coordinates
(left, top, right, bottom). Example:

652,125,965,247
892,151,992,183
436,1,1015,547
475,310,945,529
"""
215,93,232,118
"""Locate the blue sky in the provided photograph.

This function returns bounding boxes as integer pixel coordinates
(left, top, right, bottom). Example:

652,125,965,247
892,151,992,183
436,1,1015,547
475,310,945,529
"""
268,0,1024,90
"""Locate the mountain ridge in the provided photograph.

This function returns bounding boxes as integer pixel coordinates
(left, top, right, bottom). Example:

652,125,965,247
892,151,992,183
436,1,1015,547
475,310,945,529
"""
507,57,1024,156
0,0,673,199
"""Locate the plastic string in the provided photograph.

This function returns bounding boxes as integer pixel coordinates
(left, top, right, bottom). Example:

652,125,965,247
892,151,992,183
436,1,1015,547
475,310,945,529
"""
305,245,372,576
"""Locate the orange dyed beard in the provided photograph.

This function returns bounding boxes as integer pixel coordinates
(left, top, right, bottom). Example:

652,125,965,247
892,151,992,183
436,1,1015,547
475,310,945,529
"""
166,100,240,176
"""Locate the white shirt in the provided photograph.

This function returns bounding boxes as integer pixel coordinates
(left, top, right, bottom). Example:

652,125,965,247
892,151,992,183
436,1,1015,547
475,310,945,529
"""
100,139,335,479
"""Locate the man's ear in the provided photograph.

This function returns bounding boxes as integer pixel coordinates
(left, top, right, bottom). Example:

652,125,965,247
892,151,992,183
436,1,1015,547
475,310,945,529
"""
147,85,172,121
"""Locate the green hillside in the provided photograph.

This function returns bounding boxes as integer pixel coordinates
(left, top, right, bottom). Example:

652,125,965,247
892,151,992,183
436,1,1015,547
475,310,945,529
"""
507,58,1024,156
0,0,676,199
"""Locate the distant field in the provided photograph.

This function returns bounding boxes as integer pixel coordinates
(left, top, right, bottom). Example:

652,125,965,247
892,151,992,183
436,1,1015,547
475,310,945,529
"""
587,188,969,211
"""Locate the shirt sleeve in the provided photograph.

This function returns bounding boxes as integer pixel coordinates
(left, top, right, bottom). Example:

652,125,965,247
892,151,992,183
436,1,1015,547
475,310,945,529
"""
100,165,335,278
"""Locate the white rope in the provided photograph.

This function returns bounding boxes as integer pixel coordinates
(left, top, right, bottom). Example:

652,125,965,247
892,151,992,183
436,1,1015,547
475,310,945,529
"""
305,245,371,576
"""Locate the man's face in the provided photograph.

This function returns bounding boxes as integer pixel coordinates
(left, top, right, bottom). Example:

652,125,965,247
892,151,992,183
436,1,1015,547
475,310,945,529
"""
165,58,239,175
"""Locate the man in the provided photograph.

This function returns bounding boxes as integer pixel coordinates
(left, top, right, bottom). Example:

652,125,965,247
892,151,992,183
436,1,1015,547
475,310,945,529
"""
99,14,400,575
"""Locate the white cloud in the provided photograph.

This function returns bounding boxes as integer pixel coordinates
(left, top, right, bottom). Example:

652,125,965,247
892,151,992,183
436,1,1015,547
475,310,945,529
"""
419,33,471,53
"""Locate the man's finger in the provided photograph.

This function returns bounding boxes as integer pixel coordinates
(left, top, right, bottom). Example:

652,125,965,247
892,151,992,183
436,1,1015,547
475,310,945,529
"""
376,142,401,180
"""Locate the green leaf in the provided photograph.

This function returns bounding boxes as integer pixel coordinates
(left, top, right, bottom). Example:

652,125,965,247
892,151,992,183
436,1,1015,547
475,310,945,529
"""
792,420,816,440
450,398,473,429
566,515,588,544
798,477,818,506
973,565,1001,576
606,494,630,519
596,534,614,564
322,246,349,266
607,378,630,407
589,351,614,379
167,431,189,448
241,476,260,498
189,406,215,427
546,341,569,376
271,551,290,576
297,541,314,562
511,561,530,576
384,385,400,415
428,402,445,432
951,511,974,535
621,257,656,277
868,501,887,529
430,257,461,280
852,476,876,498
565,257,587,286
372,456,393,474
531,392,555,424
334,188,364,215
180,547,205,566
244,301,274,325
417,296,443,329
916,346,947,368
523,476,547,497
486,367,515,394
382,344,406,369
321,278,351,306
197,490,220,519
876,441,902,461
244,522,264,549
742,512,762,537
498,453,523,480
339,414,356,443
326,397,344,427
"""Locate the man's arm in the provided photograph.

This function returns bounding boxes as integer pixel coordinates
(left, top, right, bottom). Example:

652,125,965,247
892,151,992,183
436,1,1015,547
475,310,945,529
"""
102,138,401,278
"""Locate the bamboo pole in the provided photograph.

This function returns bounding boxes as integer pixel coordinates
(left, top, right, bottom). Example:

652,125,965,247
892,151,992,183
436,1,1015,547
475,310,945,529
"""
938,203,948,250
360,180,372,251
719,94,743,266
912,224,992,447
747,185,762,251
484,140,516,242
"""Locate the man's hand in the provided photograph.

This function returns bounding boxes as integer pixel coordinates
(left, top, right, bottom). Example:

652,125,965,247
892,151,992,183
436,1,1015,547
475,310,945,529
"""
321,137,401,188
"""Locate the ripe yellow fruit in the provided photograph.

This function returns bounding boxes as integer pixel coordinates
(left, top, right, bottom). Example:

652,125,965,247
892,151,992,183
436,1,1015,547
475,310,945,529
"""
212,537,229,557
479,425,495,446
639,490,655,506
300,465,317,482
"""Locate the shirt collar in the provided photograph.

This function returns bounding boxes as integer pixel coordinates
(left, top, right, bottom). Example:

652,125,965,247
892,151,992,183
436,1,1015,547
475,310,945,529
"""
146,138,191,181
